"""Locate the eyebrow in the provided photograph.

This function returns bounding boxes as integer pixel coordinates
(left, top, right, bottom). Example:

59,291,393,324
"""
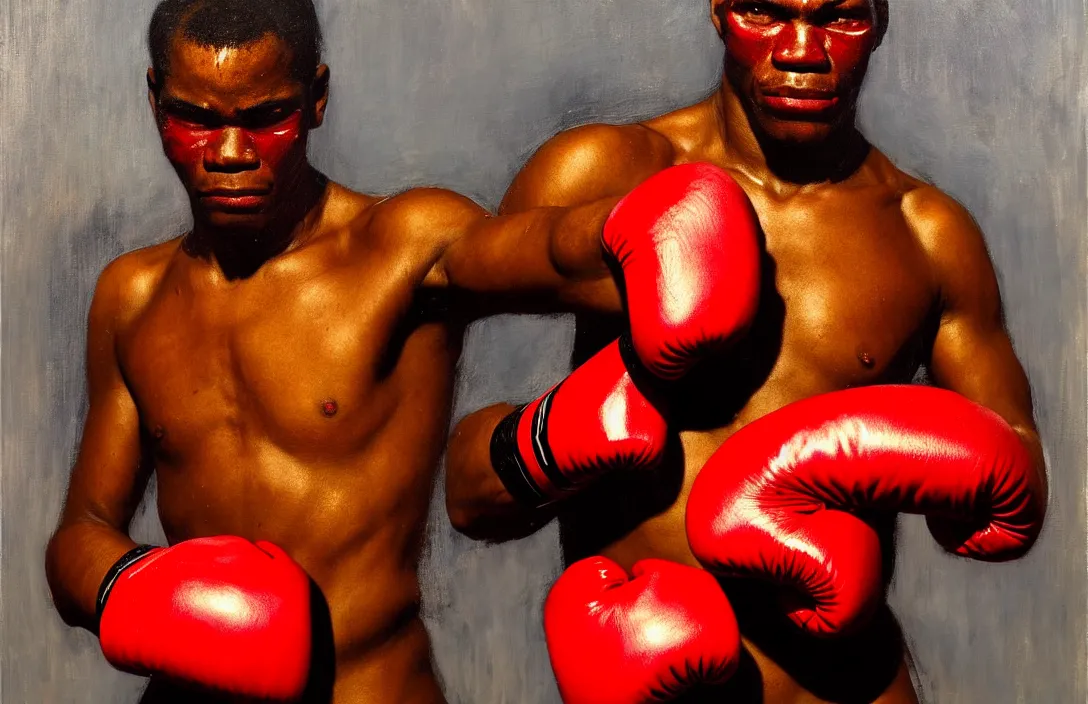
157,96,301,122
734,0,862,11
824,0,874,8
236,98,302,119
810,0,875,17
158,97,217,116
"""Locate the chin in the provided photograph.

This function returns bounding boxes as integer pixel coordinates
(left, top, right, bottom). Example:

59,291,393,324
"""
200,211,271,232
758,118,836,146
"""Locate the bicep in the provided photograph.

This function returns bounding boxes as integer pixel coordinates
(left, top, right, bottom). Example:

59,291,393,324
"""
918,191,1037,432
59,284,150,531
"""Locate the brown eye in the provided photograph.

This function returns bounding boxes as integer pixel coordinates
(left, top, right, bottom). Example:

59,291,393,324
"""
245,111,288,130
824,9,873,31
829,17,869,30
162,104,222,129
738,3,780,25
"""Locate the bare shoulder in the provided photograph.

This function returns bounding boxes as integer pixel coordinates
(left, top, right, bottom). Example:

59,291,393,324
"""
93,237,181,328
859,150,986,259
875,158,1000,305
502,122,675,211
367,186,488,255
900,182,988,267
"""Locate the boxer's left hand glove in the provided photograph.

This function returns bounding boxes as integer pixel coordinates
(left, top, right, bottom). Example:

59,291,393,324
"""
685,385,1044,638
98,536,312,701
489,338,668,508
603,162,762,380
545,557,741,704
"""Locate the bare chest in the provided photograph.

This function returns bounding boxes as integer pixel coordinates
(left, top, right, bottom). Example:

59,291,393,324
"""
663,186,937,439
751,187,936,388
118,263,451,461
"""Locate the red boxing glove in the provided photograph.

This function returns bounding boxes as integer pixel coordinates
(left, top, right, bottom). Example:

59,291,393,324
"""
545,557,741,704
490,338,668,508
602,162,761,380
98,536,312,701
686,385,1044,637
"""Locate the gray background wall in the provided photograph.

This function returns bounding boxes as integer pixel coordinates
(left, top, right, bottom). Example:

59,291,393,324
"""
1,0,1084,702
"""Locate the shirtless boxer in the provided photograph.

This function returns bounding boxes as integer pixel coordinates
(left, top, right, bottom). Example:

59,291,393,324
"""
44,1,628,702
445,1,1047,702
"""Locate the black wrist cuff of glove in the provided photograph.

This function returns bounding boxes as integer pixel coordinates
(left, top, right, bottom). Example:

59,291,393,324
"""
95,544,157,627
489,404,556,510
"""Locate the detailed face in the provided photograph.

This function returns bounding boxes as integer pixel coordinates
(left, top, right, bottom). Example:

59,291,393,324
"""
715,0,879,143
150,35,325,232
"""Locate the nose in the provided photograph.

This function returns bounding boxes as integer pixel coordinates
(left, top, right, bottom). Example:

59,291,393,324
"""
204,127,259,173
772,22,831,73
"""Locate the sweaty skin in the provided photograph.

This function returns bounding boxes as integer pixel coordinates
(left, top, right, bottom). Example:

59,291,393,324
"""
446,1,1046,702
45,34,617,704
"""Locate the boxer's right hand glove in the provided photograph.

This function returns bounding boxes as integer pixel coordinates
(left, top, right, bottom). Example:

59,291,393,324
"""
489,338,668,508
603,162,762,380
545,557,741,704
685,385,1044,638
98,536,312,701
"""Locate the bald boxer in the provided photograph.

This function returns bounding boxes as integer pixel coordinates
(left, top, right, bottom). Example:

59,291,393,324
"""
446,1,1046,702
44,0,626,702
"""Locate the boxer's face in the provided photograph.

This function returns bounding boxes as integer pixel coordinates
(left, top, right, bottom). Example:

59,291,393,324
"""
714,0,879,143
149,35,328,232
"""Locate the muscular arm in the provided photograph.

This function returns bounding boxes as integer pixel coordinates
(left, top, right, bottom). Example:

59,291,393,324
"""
444,124,674,541
445,404,559,541
908,187,1048,509
435,196,623,315
429,123,675,318
45,260,153,631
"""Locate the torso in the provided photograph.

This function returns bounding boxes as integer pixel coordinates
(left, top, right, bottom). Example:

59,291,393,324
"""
562,101,937,704
118,184,457,704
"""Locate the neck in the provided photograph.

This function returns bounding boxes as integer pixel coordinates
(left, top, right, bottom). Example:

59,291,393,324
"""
712,80,870,188
186,166,329,280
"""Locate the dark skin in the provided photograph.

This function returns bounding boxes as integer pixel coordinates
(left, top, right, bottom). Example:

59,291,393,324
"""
44,34,619,704
446,1,1048,702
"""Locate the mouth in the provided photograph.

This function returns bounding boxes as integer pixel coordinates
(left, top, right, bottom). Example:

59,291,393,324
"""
198,188,272,211
760,87,840,117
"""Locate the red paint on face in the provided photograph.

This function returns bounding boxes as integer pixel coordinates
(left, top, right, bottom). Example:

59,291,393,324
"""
153,36,318,230
160,110,304,216
727,11,875,77
723,1,877,138
248,111,304,167
161,110,302,177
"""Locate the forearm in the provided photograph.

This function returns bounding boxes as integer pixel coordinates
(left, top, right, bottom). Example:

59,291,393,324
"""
46,518,138,631
548,198,618,281
445,404,555,542
443,198,623,317
507,198,621,313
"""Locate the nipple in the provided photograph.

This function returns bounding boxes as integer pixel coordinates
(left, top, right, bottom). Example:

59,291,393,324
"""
320,399,339,418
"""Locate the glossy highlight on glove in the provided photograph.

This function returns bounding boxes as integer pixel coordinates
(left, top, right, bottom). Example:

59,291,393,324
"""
685,385,1043,637
545,557,741,704
603,162,762,380
98,536,312,701
491,339,669,506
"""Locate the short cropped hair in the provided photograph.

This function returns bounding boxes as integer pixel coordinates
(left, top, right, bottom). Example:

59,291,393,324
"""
148,0,322,83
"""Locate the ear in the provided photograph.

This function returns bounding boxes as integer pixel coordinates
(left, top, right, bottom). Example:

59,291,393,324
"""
871,0,888,49
146,67,160,119
871,23,886,50
710,0,728,38
309,64,330,128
